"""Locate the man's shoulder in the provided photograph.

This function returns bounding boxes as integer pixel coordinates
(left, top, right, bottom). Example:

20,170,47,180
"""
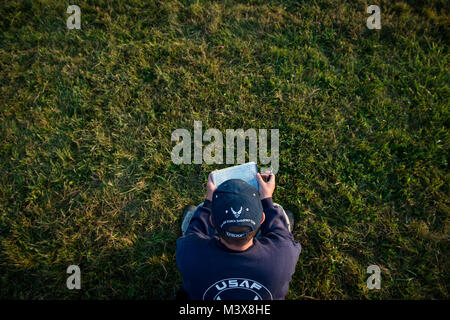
176,235,218,270
176,233,215,250
256,236,302,256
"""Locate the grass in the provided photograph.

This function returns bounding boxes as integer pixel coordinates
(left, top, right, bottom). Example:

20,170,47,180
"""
0,0,448,299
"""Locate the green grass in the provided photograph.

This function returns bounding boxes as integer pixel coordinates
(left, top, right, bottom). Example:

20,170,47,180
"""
0,0,448,299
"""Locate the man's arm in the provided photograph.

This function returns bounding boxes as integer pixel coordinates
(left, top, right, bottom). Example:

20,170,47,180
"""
259,197,293,240
256,173,296,240
183,173,217,238
184,200,214,238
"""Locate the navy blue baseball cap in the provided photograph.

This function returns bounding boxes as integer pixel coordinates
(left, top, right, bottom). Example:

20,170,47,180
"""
211,179,263,238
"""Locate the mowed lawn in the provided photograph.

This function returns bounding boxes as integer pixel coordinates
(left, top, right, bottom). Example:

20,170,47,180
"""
0,0,448,299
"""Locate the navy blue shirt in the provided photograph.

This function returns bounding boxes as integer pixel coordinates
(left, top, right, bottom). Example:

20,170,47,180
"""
176,197,301,300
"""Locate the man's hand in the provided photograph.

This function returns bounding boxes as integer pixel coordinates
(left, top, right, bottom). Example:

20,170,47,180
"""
206,172,217,201
256,172,275,200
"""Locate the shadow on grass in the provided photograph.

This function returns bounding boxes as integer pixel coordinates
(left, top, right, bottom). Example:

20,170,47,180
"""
0,224,184,299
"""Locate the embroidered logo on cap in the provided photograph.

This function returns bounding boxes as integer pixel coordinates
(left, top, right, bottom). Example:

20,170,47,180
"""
230,206,242,219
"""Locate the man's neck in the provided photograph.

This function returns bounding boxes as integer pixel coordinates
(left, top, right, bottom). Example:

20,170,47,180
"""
220,238,254,251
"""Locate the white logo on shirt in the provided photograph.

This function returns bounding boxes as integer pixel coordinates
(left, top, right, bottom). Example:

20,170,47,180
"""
202,278,273,300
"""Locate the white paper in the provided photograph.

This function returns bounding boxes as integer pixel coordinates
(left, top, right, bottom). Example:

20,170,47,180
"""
211,162,259,191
